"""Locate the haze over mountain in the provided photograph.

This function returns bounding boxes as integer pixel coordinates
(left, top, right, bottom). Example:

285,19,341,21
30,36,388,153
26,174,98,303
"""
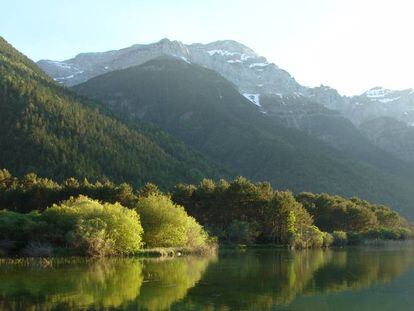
38,38,414,163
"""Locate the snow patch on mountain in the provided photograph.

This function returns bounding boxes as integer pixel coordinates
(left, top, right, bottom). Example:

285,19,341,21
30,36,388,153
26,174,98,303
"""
376,97,401,104
365,87,393,98
181,56,191,64
249,63,268,68
227,59,242,64
207,49,238,57
243,93,261,107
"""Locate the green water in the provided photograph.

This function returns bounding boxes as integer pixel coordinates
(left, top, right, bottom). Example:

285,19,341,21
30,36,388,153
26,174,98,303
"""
1,247,414,310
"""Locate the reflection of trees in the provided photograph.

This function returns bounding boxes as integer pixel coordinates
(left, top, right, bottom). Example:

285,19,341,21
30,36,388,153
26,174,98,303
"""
1,248,413,311
305,248,414,295
177,248,414,310
137,256,216,311
178,249,332,310
0,258,143,310
0,255,217,311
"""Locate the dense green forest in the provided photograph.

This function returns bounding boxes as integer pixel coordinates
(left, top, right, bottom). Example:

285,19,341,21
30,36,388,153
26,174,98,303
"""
73,56,414,218
172,178,412,245
0,36,223,189
0,169,411,257
0,170,213,257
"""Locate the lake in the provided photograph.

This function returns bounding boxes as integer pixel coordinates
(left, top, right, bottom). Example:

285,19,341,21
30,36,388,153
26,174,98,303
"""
1,246,414,310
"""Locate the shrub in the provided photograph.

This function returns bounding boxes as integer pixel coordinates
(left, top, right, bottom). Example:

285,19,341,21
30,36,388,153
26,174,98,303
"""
347,232,364,245
322,232,334,247
226,220,259,245
295,225,324,248
134,194,210,248
365,227,411,240
332,231,348,246
42,196,143,256
20,242,52,257
0,210,40,251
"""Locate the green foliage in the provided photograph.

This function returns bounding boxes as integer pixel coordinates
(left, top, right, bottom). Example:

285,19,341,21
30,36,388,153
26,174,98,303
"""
332,231,348,247
42,196,143,256
226,220,259,244
364,227,412,240
0,171,411,252
322,232,334,247
294,225,325,248
0,37,223,191
0,210,40,252
0,196,143,256
173,178,412,247
134,194,210,248
297,192,410,234
173,178,315,246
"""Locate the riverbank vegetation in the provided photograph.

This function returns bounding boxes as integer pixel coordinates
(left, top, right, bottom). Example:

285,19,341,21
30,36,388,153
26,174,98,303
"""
0,169,412,257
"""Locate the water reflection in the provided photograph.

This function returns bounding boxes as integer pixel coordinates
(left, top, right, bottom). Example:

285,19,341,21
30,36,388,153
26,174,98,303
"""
137,257,215,310
0,258,144,310
0,247,413,310
177,247,414,310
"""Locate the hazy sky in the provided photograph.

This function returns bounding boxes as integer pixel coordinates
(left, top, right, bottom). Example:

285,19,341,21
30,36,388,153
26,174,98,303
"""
2,0,413,95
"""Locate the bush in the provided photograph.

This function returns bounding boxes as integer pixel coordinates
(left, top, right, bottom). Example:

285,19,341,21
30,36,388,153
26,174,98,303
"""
295,225,324,248
226,220,259,245
20,242,52,257
365,227,411,240
347,232,364,245
332,231,348,246
322,232,334,247
0,210,40,251
42,196,143,256
135,194,210,248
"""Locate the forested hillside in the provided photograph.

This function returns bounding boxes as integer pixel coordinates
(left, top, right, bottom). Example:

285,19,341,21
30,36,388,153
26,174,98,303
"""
0,37,223,188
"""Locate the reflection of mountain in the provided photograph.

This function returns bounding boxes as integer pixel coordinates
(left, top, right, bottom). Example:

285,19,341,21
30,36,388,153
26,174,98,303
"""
0,259,144,310
176,248,414,310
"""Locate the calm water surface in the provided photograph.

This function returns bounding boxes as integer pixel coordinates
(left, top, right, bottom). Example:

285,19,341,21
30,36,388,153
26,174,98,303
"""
1,246,414,310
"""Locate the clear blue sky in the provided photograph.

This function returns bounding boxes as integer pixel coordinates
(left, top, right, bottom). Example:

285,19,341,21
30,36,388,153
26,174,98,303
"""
2,0,413,95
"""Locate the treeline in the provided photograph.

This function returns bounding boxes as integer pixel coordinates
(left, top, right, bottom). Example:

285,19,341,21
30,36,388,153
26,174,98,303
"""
0,170,412,257
172,178,412,244
0,170,212,257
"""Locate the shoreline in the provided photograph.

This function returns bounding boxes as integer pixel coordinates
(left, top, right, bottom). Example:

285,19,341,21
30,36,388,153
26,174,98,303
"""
1,240,413,262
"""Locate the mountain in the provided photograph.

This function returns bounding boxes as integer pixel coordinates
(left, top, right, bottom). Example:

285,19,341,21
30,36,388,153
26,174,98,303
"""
73,56,414,217
37,40,414,128
39,39,414,160
0,36,224,188
37,38,304,96
360,117,414,163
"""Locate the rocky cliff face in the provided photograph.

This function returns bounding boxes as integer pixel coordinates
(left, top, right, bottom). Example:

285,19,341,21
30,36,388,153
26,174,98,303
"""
304,86,414,126
37,38,304,96
38,39,191,86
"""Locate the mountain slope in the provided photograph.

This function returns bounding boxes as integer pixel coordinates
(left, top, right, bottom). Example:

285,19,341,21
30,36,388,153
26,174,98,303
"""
73,57,414,217
360,117,414,163
39,39,414,163
0,37,223,188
